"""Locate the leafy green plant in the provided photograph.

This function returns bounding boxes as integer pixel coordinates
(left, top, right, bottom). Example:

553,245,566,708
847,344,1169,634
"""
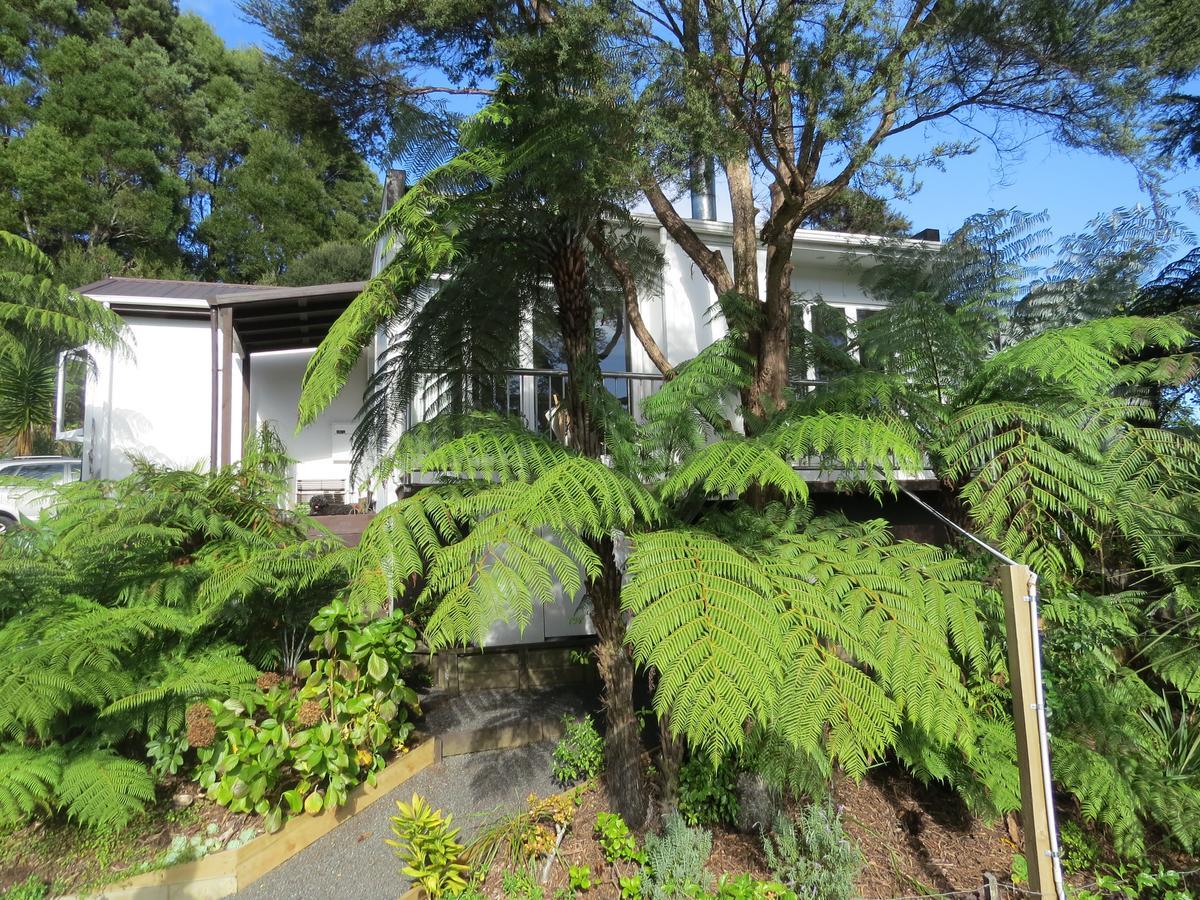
1074,865,1190,900
146,733,188,779
618,874,644,899
568,865,594,892
713,873,797,899
678,755,741,828
1058,820,1100,875
196,601,418,830
644,812,712,900
0,876,48,900
502,869,545,899
762,804,860,900
552,715,604,786
595,812,645,865
387,794,471,898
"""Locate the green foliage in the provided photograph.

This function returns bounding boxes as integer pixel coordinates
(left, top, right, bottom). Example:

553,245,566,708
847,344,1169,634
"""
568,864,594,892
595,812,645,865
677,756,740,828
387,794,471,898
0,876,48,900
552,715,604,786
0,429,355,831
0,3,379,280
196,600,418,831
761,805,860,900
1074,864,1191,900
501,869,544,899
711,874,796,900
643,812,713,900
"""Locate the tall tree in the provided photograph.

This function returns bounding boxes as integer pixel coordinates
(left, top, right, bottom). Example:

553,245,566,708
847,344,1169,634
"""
0,0,380,282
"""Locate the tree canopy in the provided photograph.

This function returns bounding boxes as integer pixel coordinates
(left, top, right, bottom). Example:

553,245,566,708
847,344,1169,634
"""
0,0,381,284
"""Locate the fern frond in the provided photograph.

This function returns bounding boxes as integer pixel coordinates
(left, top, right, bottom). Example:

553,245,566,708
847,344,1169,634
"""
57,749,155,831
624,530,784,762
0,745,63,828
660,437,809,503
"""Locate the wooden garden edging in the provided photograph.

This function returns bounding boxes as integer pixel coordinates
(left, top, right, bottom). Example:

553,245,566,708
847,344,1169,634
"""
69,738,439,900
67,713,568,900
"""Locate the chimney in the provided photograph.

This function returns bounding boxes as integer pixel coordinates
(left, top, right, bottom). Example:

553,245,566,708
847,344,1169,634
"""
690,157,717,221
912,227,940,243
372,169,408,276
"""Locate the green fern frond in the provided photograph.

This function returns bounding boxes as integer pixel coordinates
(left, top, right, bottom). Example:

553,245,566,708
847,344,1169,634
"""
388,414,572,482
423,513,599,649
0,744,63,828
624,530,784,762
57,749,155,831
766,412,923,497
660,437,809,503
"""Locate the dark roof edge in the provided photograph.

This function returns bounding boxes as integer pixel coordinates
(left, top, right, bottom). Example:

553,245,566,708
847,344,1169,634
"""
209,281,368,307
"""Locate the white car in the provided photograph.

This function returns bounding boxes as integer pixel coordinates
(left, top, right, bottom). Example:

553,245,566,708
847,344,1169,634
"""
0,456,82,533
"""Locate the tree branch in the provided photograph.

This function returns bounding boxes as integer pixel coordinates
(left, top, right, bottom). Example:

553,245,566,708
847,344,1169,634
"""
589,227,675,379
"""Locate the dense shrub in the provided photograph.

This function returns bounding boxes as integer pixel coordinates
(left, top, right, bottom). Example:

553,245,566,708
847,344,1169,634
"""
678,754,741,828
551,714,604,786
0,435,352,830
196,599,418,831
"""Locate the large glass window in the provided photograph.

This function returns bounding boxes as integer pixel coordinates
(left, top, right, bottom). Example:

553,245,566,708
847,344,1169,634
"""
532,308,630,433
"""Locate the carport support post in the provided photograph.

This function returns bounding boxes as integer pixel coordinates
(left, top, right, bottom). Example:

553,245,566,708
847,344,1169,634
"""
219,306,234,467
1001,564,1059,898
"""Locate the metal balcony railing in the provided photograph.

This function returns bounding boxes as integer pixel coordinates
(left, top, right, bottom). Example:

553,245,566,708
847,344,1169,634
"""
402,368,671,437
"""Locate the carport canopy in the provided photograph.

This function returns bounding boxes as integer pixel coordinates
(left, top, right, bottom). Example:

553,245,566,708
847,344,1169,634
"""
208,281,366,467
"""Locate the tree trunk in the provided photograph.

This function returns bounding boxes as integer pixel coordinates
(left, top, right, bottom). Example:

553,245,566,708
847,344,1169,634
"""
547,231,649,827
750,231,797,425
592,537,649,828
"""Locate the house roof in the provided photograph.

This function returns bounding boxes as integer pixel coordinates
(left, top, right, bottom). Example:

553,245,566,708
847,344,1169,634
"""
209,282,367,354
76,277,264,301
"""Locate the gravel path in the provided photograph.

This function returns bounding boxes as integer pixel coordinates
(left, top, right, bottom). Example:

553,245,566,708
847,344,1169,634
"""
239,688,597,900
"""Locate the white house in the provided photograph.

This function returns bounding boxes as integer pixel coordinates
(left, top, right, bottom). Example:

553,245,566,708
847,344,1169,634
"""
59,180,939,642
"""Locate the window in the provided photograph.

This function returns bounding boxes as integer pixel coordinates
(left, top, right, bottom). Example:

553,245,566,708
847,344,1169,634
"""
532,307,631,433
811,303,849,381
6,463,66,481
55,351,87,440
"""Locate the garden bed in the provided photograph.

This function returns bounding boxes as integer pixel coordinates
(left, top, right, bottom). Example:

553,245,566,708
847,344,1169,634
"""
0,784,257,898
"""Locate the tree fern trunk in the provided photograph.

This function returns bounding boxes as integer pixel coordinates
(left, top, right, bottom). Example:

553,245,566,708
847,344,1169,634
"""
549,232,648,827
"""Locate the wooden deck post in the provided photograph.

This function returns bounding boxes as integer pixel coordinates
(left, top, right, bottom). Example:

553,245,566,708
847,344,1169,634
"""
1001,564,1059,898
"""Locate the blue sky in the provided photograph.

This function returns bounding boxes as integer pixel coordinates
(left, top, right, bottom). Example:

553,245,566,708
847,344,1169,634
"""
187,0,1200,245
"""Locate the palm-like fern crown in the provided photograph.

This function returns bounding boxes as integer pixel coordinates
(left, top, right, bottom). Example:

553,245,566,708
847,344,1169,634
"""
0,231,125,360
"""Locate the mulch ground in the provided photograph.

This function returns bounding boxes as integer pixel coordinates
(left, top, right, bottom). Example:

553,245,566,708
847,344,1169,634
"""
475,771,1040,900
0,778,258,897
835,767,1020,898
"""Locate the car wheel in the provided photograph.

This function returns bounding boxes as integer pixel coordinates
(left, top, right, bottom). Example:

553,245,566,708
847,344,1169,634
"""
0,513,16,534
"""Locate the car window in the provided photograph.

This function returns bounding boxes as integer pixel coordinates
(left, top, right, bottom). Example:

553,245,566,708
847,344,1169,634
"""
8,463,66,480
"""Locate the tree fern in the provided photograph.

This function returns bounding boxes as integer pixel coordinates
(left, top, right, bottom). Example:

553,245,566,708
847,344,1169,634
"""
624,530,785,761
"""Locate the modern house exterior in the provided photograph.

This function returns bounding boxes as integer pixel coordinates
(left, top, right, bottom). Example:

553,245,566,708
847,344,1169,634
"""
58,187,939,642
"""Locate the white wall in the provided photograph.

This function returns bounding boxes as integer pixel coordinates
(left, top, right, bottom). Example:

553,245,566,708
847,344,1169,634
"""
249,349,369,498
83,317,214,479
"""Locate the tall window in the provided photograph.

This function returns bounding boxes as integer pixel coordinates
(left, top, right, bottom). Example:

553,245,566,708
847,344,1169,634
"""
55,351,87,440
811,303,849,381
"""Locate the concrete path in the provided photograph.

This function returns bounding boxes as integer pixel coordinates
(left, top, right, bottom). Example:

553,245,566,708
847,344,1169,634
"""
238,688,598,900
